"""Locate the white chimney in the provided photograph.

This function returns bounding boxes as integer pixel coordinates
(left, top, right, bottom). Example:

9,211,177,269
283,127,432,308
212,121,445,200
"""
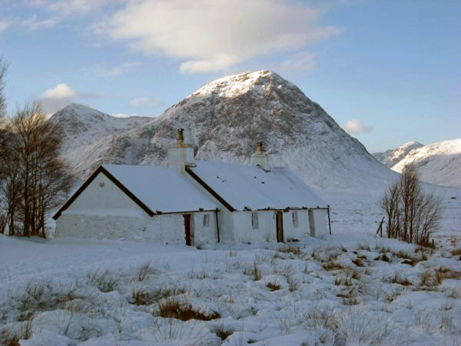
252,142,270,171
168,129,196,173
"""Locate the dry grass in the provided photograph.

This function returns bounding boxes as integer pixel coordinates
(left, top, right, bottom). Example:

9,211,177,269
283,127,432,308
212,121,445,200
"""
436,267,461,280
374,253,391,262
134,262,153,282
323,262,345,271
213,327,234,341
244,260,262,281
0,321,32,346
357,243,371,251
278,246,303,257
419,269,443,287
130,286,186,306
352,258,366,267
389,272,413,286
13,281,82,322
157,298,220,321
266,282,281,291
87,269,119,292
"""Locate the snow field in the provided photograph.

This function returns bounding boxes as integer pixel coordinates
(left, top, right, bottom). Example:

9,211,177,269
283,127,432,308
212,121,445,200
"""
0,190,460,346
1,233,460,346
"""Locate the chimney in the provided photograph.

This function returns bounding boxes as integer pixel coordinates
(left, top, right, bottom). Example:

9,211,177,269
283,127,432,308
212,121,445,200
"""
167,128,196,173
252,141,270,171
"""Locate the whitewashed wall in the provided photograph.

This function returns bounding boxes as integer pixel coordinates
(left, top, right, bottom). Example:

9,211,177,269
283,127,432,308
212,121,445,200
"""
231,211,276,243
312,209,329,238
283,210,311,242
56,173,218,246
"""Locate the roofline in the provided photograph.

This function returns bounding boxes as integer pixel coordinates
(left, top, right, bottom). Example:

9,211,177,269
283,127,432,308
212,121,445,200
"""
185,166,236,212
53,166,155,220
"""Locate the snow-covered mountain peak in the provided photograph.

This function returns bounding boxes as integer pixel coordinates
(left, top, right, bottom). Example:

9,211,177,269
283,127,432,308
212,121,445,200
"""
189,70,297,99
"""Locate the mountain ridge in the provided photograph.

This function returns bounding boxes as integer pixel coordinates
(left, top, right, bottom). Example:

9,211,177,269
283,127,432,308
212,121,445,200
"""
52,70,395,191
373,139,461,187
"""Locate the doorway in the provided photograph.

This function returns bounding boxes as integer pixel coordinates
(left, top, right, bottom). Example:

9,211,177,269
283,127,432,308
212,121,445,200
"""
276,211,284,243
183,214,193,246
308,209,316,237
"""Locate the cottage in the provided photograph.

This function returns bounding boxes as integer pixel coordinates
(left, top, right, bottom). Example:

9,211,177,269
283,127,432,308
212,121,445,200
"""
54,130,331,245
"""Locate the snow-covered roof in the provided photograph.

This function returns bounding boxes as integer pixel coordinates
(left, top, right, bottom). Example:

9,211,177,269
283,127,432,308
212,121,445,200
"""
102,165,218,214
189,161,328,211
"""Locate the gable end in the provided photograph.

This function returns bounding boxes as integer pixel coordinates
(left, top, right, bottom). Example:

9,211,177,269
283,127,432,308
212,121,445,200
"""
53,166,155,220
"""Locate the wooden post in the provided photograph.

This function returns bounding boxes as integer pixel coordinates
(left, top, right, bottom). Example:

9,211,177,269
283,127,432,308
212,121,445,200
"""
327,206,332,235
376,216,385,237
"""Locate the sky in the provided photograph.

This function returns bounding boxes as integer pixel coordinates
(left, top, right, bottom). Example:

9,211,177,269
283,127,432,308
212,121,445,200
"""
0,0,459,153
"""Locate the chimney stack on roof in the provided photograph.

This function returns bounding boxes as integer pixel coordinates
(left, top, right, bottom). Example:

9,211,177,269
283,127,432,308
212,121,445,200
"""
252,141,270,171
168,128,196,173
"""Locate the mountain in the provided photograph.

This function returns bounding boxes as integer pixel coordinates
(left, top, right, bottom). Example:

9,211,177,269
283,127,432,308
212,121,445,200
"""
373,141,424,168
389,139,461,187
52,71,395,190
50,104,152,175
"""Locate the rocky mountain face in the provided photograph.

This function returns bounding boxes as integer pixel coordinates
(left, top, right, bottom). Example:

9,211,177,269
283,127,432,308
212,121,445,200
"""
373,141,424,168
51,71,394,190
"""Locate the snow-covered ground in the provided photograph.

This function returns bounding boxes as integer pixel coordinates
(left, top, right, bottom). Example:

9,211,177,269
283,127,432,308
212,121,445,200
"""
1,188,460,346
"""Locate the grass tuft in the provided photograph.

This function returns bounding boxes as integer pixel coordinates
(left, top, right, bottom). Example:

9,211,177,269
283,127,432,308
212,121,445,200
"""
157,298,220,321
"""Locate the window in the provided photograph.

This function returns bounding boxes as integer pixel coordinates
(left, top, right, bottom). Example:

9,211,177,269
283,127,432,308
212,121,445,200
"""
251,212,259,229
292,211,299,228
203,214,210,227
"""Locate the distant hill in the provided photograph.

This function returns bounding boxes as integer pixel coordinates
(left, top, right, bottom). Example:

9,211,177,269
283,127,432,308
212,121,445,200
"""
373,141,424,168
373,139,461,187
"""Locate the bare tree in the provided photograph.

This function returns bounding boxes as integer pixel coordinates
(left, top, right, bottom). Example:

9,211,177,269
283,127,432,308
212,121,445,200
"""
380,165,442,246
380,180,400,239
0,57,8,232
1,103,73,237
0,56,6,120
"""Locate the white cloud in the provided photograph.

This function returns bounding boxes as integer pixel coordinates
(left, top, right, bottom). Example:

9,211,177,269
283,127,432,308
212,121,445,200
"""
0,21,9,33
280,51,318,74
129,97,165,108
43,83,77,99
99,0,340,73
40,83,101,114
22,0,126,30
343,119,372,135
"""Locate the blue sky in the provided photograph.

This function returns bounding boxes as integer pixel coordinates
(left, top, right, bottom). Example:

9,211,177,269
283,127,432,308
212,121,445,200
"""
0,0,459,152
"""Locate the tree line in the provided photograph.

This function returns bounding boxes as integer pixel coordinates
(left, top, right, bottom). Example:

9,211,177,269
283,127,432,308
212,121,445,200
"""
380,164,442,247
0,57,73,237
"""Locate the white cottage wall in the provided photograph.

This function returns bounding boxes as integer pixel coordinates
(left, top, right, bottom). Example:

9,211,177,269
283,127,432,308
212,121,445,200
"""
232,211,276,243
67,174,143,214
57,211,217,245
283,210,311,242
313,209,329,238
56,173,218,245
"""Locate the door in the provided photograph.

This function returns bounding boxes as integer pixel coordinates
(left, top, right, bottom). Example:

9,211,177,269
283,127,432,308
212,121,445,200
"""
276,211,284,243
183,214,192,246
308,209,316,237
